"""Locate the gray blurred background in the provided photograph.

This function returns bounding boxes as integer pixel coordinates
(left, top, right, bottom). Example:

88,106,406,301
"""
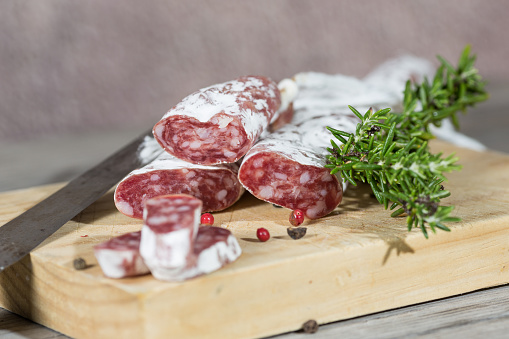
1,0,508,191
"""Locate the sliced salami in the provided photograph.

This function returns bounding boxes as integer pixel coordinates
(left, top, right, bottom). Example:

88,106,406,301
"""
150,226,241,282
139,194,202,277
238,114,358,220
94,231,150,279
153,76,281,165
114,152,244,219
140,195,241,282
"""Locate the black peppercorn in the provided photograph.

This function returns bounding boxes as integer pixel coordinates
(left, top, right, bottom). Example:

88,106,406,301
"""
287,227,307,240
302,319,319,333
73,257,87,270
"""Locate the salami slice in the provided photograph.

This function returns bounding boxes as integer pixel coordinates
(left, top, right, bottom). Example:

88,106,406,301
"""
153,76,281,165
148,226,241,282
94,231,150,279
139,195,241,282
183,226,241,281
114,152,244,219
139,194,202,277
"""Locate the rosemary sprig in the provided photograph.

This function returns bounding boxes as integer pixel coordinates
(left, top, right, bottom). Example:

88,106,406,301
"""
325,45,488,238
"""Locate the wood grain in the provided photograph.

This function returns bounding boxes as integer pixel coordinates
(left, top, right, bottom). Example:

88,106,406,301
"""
0,141,508,339
273,285,509,338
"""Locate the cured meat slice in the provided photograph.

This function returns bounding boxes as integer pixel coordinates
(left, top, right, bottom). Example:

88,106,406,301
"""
139,195,241,282
139,194,202,277
153,75,281,165
94,231,150,279
150,226,241,282
114,152,244,219
238,114,358,220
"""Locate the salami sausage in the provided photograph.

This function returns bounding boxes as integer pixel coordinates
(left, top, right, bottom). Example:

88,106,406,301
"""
114,152,244,219
238,114,358,220
94,231,150,279
153,76,281,165
139,195,241,282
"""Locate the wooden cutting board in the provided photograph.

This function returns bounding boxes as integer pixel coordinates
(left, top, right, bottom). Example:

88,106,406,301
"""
0,141,508,339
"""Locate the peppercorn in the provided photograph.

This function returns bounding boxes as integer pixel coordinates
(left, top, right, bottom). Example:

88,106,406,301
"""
256,228,270,242
200,213,214,225
287,226,307,240
302,319,319,333
289,209,305,226
73,257,87,270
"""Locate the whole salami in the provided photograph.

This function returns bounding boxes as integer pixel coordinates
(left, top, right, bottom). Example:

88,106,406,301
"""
114,152,244,219
153,76,281,165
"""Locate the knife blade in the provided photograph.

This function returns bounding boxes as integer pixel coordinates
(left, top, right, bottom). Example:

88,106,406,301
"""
0,128,163,272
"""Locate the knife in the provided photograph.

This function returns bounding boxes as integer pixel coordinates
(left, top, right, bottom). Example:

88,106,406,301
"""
0,128,163,272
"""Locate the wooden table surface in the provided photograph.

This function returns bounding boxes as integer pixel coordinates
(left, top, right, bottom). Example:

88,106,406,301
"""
0,82,508,338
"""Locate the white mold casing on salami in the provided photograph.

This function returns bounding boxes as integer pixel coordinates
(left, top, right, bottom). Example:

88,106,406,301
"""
363,54,436,109
139,195,202,278
289,55,435,124
114,152,244,219
94,231,150,279
153,76,281,165
289,72,398,122
270,78,299,131
136,135,164,164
